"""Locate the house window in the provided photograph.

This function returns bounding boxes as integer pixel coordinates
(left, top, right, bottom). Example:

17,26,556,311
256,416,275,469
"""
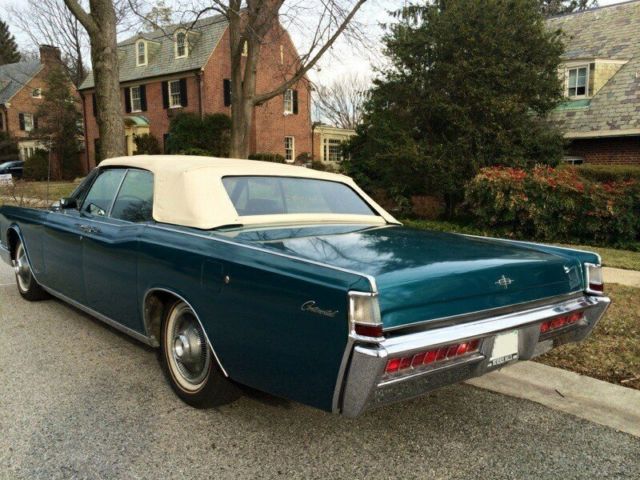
284,89,294,114
20,113,34,132
175,31,187,58
242,40,248,57
136,40,147,66
284,136,295,162
323,138,344,162
169,80,182,108
567,66,588,98
32,88,42,98
130,86,142,112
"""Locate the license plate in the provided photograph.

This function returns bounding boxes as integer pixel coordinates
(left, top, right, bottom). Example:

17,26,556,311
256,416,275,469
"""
488,330,519,367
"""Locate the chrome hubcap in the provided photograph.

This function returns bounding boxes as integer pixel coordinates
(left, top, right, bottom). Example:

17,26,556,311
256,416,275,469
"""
169,308,210,388
14,244,32,292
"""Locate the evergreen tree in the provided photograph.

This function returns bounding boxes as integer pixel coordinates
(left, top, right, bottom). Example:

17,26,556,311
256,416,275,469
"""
344,0,566,214
0,20,21,65
32,67,82,179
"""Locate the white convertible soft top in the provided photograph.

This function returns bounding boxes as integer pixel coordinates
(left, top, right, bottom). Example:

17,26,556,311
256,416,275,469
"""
99,155,399,229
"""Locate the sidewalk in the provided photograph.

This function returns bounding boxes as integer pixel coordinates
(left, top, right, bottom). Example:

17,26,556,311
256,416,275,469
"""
467,361,640,437
604,267,640,288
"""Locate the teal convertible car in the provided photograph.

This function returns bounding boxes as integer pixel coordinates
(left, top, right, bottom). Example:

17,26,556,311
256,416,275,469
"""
0,156,610,416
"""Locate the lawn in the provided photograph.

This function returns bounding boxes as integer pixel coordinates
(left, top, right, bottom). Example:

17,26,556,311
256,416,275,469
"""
537,284,640,390
403,218,640,271
0,180,80,207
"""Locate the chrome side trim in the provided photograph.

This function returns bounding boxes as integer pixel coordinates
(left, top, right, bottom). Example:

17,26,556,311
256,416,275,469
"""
150,224,379,293
41,284,156,347
142,288,229,377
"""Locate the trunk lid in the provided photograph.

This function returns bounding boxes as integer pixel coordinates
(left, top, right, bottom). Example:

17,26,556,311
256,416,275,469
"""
224,224,584,329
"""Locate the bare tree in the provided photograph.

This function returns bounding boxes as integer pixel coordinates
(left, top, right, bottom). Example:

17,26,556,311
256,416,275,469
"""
136,0,369,158
8,0,87,87
63,0,125,160
313,74,369,129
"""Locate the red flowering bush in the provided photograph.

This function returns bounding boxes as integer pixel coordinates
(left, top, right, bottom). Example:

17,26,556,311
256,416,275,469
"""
464,166,640,245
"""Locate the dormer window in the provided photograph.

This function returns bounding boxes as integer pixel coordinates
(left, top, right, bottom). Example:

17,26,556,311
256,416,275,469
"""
566,65,588,98
175,31,187,58
136,40,147,66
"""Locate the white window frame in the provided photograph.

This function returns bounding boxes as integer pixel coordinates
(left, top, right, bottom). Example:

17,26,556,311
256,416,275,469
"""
136,40,148,67
130,85,142,112
23,113,34,132
168,80,182,108
241,40,248,57
175,30,188,59
284,136,295,163
323,138,344,162
283,89,294,115
566,65,589,98
32,88,42,98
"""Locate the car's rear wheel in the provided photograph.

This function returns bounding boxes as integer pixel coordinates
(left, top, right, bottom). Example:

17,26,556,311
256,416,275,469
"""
14,240,49,301
159,300,239,408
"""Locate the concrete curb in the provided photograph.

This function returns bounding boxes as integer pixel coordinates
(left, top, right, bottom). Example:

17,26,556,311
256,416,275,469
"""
466,361,640,438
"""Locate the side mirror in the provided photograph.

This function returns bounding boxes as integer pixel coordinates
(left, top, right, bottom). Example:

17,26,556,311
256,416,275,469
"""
59,197,78,209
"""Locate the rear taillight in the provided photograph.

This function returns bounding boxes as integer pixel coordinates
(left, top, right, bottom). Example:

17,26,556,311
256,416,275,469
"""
585,263,604,294
539,311,583,334
384,339,481,375
349,291,383,338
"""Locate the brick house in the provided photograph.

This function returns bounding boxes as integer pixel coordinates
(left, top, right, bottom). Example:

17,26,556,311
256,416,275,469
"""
547,1,640,165
79,14,312,170
0,45,69,160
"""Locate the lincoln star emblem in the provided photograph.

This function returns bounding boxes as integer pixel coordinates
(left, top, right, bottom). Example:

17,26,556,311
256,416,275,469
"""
495,275,514,289
301,301,338,318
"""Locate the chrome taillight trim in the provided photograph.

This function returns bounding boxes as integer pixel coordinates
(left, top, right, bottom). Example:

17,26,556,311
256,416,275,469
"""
584,262,604,296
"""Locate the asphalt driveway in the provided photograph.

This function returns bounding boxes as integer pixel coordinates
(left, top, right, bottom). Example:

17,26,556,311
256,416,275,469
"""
1,262,639,479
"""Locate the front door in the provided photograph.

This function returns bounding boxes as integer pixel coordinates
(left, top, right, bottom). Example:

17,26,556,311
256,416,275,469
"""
81,168,154,331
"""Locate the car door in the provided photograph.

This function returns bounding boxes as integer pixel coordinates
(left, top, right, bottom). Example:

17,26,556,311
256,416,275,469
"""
81,168,153,331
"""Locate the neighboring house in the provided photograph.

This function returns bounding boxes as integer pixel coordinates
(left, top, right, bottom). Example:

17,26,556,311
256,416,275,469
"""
312,124,355,164
79,14,312,168
0,45,67,160
547,1,640,165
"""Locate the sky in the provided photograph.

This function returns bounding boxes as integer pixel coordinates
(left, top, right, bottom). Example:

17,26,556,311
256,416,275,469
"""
0,0,632,86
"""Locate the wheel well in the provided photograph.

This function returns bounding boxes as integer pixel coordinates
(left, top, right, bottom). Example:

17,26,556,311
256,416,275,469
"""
143,290,181,345
7,229,19,260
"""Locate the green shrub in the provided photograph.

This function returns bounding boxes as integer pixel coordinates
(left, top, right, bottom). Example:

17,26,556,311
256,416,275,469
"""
248,152,285,163
464,165,640,246
133,133,161,155
166,113,231,157
23,149,50,181
574,164,640,183
180,147,213,156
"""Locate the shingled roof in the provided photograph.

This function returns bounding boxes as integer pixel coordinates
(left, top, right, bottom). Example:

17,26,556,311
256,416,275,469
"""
547,1,640,138
0,61,43,104
79,14,228,90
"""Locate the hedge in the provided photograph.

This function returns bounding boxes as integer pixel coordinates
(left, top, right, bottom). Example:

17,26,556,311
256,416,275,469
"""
574,164,640,183
464,165,640,246
248,152,285,163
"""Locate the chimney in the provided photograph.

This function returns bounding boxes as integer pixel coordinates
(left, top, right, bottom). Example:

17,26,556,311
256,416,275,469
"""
39,45,62,66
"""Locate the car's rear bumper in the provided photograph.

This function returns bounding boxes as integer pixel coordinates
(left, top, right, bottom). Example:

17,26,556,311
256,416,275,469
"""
338,293,610,417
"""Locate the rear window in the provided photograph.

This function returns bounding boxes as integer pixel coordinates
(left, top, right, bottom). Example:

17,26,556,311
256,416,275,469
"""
222,176,376,216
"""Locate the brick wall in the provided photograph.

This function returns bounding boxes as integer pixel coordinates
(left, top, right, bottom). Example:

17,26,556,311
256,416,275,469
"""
82,21,312,168
568,136,640,164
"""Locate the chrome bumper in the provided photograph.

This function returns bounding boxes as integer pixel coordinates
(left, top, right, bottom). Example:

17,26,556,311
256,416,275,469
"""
339,294,610,417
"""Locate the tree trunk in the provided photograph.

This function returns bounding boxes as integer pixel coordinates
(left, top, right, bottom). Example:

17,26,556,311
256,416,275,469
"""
88,0,124,161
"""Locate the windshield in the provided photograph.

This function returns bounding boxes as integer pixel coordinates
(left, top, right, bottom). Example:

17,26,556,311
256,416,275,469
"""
222,176,377,217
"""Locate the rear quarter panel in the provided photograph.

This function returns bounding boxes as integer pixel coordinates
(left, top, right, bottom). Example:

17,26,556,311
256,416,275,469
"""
138,226,367,412
0,206,49,274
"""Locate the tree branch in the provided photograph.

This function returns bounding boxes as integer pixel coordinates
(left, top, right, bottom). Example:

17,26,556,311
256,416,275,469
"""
62,0,98,36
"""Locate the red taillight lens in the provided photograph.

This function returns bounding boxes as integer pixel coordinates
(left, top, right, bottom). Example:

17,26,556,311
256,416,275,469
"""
385,358,401,373
354,324,383,337
589,283,604,292
540,312,583,334
384,338,483,376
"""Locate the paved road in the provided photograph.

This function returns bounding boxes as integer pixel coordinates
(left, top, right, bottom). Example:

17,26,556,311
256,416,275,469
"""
1,262,639,480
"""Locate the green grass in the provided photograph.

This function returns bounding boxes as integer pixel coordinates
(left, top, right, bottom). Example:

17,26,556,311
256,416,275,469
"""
403,218,640,271
537,284,640,390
